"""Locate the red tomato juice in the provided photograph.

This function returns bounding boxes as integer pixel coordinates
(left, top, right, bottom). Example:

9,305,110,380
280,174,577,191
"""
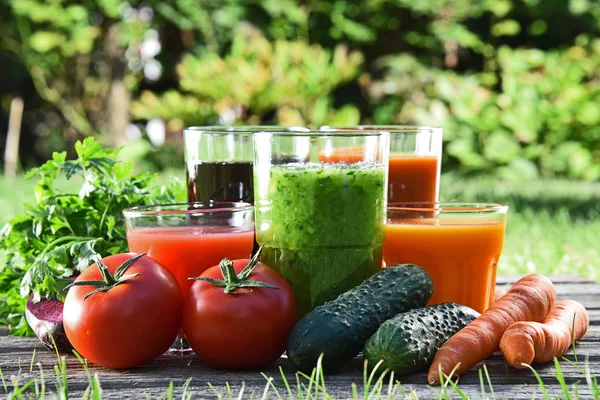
127,227,254,297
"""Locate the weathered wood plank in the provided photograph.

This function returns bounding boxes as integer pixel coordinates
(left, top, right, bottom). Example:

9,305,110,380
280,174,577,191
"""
0,277,599,399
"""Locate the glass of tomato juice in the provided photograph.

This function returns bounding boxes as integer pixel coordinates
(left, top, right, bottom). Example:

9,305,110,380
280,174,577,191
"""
123,202,254,351
320,126,442,203
383,203,508,314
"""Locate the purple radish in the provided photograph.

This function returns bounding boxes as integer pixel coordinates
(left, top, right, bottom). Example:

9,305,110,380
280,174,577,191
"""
25,295,73,353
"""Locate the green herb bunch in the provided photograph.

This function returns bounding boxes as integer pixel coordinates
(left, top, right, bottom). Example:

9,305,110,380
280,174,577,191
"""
0,138,181,335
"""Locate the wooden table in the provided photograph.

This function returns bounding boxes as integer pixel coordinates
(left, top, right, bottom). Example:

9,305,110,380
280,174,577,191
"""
1,276,599,399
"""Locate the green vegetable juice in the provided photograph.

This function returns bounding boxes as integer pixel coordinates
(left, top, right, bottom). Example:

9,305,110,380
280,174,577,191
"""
256,162,387,317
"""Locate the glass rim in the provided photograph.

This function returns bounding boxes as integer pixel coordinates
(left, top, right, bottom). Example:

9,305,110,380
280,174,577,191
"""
255,130,391,138
320,125,442,135
388,202,508,213
184,126,310,134
123,201,254,217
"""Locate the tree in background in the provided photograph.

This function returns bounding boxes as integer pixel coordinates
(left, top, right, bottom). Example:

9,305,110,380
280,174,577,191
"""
1,0,599,179
0,0,160,152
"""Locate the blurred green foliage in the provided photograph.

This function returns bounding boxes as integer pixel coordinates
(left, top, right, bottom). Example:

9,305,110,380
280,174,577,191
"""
0,0,153,145
371,44,600,181
131,27,363,128
1,0,600,179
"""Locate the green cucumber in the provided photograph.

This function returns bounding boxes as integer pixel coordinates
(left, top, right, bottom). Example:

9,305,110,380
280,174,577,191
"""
363,302,480,376
286,264,433,373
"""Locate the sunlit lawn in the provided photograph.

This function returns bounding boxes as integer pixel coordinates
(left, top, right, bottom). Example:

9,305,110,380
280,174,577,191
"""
1,173,599,280
440,175,600,280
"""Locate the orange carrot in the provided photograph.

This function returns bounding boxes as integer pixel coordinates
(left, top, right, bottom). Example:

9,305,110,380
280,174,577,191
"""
493,288,506,303
427,274,556,385
499,299,589,368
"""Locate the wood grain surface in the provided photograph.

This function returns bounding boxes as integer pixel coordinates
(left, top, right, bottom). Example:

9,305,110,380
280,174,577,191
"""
1,276,599,399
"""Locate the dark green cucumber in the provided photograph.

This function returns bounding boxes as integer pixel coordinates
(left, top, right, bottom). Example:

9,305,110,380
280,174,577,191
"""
286,264,433,373
363,302,480,376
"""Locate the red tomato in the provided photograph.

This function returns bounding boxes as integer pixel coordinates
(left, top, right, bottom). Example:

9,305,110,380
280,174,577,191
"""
183,258,296,369
63,253,183,369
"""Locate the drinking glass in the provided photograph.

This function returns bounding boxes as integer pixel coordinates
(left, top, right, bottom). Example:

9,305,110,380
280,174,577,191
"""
184,126,309,204
383,202,508,313
320,126,442,202
254,131,389,317
123,202,254,351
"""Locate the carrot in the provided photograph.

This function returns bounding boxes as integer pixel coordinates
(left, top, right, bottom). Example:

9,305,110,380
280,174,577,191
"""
499,299,589,368
427,274,556,385
493,288,506,303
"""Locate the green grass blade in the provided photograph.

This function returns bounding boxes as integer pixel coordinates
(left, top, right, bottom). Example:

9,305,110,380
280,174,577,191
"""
363,359,385,400
584,356,600,400
386,371,397,400
278,366,294,399
479,369,485,399
37,363,46,400
260,373,282,400
317,360,331,399
554,357,573,400
445,376,468,400
561,356,585,374
260,377,272,400
524,364,550,399
235,382,245,400
9,379,35,398
351,383,358,399
91,373,103,400
298,369,317,397
0,367,8,393
367,362,388,400
295,371,305,400
482,364,496,400
225,381,233,400
181,377,193,400
438,362,461,400
54,356,69,400
207,382,222,400
166,381,174,400
571,312,578,362
29,349,36,373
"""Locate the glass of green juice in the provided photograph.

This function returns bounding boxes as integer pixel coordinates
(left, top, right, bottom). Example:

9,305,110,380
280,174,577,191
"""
253,130,390,317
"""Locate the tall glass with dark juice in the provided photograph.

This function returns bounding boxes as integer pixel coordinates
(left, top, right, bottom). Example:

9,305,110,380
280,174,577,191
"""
184,127,254,203
184,126,309,204
383,203,508,313
320,126,443,203
254,131,389,317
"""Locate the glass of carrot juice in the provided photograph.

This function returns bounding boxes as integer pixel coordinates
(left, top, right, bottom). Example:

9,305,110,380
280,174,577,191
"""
123,202,254,350
320,126,442,203
383,203,508,313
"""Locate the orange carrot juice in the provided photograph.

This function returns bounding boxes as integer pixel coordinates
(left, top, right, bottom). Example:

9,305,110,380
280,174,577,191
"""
383,217,506,313
127,227,254,296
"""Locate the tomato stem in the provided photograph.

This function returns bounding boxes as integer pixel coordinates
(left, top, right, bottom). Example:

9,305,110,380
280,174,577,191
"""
190,246,279,295
220,259,239,285
64,253,145,299
96,257,116,285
